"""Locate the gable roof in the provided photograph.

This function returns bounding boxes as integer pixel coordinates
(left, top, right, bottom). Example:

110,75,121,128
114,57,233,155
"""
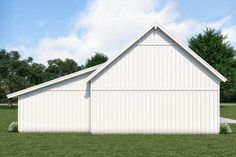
7,64,102,98
86,22,227,83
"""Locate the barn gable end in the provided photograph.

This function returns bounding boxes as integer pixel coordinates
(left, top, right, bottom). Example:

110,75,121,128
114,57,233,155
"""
90,27,219,90
87,23,226,83
90,24,223,134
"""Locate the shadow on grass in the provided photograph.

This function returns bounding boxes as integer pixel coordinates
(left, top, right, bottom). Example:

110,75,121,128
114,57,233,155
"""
0,106,17,110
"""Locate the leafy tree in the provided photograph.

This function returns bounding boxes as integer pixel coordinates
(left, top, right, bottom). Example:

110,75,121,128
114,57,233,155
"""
84,52,108,68
0,88,7,103
45,58,82,80
0,50,31,107
188,28,236,102
26,58,46,86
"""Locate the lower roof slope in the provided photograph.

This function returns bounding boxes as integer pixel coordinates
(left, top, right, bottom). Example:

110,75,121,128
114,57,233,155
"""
7,64,102,98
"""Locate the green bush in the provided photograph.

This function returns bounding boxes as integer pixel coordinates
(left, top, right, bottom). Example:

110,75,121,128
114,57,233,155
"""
220,123,232,134
8,121,18,132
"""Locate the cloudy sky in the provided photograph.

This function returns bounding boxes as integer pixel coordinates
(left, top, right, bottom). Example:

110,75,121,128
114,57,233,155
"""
1,0,236,64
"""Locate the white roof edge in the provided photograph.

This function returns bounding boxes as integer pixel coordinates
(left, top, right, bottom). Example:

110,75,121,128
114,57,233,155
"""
86,22,227,83
7,64,103,98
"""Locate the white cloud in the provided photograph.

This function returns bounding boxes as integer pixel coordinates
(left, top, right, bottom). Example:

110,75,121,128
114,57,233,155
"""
222,25,236,46
165,16,232,43
7,45,32,59
35,35,82,62
13,0,235,64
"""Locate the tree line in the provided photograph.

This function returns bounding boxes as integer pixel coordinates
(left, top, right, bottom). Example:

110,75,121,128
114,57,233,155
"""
0,28,236,107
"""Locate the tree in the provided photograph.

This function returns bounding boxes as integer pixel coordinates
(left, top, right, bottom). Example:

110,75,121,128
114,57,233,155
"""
188,28,236,102
26,57,46,86
84,52,108,68
45,58,82,80
0,50,31,107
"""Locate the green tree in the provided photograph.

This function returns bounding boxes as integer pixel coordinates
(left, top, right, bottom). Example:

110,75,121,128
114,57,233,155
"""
26,57,46,86
0,50,31,107
84,52,108,68
45,58,82,80
188,28,236,102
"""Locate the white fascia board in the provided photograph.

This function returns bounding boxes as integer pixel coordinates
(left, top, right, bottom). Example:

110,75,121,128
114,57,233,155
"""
7,64,103,98
86,22,227,83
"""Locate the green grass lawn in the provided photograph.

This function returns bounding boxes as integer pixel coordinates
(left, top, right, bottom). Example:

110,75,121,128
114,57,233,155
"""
1,105,236,157
221,103,236,119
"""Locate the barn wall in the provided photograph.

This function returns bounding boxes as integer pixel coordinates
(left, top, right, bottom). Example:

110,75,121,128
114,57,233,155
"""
91,90,219,133
18,72,92,132
91,28,220,133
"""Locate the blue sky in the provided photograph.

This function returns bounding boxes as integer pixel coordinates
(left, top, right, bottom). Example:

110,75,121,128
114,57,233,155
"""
1,0,236,64
0,0,86,46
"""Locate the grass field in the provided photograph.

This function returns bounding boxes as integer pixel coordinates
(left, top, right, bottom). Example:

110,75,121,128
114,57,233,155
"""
0,104,236,157
221,103,236,119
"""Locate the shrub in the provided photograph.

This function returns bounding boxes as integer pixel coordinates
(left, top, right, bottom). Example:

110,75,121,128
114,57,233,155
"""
8,121,18,132
220,123,232,134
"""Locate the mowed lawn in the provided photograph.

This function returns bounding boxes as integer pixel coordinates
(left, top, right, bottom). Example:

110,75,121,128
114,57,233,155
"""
0,104,236,157
221,103,236,119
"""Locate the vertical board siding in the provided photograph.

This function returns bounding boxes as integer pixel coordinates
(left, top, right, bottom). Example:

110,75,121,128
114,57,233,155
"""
92,28,219,90
18,90,89,132
91,90,219,134
18,91,89,132
91,28,220,134
92,45,219,90
18,72,93,132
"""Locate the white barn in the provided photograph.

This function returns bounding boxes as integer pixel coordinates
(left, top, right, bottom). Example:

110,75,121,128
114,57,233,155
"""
8,23,227,134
